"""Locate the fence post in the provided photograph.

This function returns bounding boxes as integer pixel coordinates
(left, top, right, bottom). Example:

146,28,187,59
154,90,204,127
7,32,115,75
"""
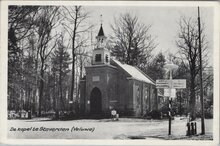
194,122,197,135
186,122,191,136
191,122,195,135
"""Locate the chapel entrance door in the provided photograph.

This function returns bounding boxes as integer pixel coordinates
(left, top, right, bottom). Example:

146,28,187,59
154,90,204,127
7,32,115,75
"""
90,87,102,117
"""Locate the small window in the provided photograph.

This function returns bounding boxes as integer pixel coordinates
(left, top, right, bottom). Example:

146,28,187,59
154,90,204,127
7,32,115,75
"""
95,54,101,62
105,54,109,63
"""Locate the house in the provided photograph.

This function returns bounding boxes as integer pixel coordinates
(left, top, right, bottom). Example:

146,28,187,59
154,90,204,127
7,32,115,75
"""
80,24,158,117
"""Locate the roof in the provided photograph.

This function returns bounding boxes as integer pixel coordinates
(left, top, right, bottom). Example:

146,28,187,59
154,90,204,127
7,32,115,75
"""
112,59,155,85
97,25,105,36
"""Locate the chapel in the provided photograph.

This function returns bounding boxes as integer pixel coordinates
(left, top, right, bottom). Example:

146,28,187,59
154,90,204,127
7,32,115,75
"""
79,24,158,117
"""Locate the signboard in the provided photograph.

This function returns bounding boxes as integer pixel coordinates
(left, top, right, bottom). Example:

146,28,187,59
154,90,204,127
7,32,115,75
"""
164,89,176,98
156,80,170,88
92,76,100,82
156,79,186,89
110,100,118,103
172,79,186,89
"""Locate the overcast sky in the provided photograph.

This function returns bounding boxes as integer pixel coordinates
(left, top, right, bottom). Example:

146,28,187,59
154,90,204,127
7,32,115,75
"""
85,6,213,64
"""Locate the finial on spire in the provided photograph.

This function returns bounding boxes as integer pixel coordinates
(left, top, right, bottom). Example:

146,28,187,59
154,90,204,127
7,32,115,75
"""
100,14,103,26
97,14,105,36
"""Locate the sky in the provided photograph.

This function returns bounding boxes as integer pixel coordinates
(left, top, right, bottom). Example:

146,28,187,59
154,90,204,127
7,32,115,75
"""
85,6,214,64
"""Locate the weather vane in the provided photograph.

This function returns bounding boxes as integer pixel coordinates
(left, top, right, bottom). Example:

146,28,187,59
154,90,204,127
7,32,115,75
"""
100,14,103,25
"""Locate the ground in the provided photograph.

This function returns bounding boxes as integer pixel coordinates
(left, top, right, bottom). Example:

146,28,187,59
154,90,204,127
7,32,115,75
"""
7,117,213,140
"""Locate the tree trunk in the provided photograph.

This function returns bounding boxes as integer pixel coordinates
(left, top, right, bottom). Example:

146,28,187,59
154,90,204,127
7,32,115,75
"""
38,63,44,117
59,68,65,112
27,87,31,110
53,74,59,119
76,57,83,101
70,8,78,111
70,52,75,109
33,55,39,116
179,91,182,116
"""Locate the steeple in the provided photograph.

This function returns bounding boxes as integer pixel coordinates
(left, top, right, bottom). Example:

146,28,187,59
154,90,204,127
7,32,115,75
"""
98,14,104,36
97,24,105,36
92,19,110,65
95,24,107,49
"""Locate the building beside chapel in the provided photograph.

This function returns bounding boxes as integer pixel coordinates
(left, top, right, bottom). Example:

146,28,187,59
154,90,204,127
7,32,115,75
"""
80,24,158,117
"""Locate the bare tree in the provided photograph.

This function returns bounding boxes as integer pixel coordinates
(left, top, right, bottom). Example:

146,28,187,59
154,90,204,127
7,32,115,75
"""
8,6,39,51
51,35,71,118
176,16,209,120
35,6,60,116
110,12,156,68
75,44,91,101
8,6,40,112
60,6,93,112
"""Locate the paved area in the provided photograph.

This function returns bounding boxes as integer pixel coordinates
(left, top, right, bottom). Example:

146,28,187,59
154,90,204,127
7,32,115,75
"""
7,117,213,139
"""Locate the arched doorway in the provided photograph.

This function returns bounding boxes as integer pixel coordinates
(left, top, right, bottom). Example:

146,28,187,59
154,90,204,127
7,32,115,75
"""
90,87,102,116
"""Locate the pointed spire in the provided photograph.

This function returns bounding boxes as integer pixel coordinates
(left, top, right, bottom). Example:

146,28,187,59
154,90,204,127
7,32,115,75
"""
97,25,105,36
97,14,105,37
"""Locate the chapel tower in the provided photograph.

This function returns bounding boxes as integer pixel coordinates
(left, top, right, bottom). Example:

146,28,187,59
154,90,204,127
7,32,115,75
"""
82,23,118,117
92,24,110,65
80,22,157,118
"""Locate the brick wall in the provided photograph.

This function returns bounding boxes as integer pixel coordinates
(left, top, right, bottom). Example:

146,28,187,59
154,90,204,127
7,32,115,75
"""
80,62,157,117
85,65,118,116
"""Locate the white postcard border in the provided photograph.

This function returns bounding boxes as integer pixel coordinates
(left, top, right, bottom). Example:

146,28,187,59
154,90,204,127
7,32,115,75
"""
0,1,219,145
